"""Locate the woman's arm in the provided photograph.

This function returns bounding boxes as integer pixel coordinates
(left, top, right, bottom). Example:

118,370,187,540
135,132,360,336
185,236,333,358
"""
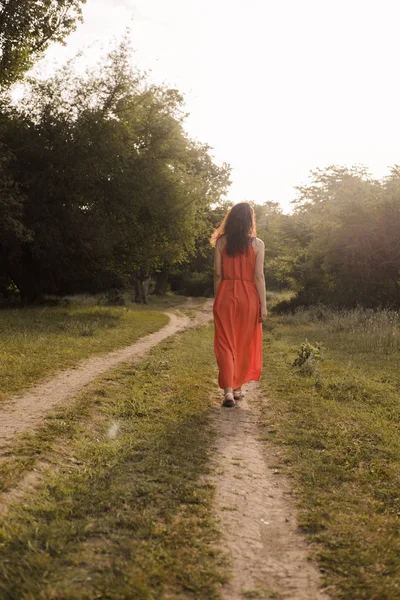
254,239,267,321
214,238,223,295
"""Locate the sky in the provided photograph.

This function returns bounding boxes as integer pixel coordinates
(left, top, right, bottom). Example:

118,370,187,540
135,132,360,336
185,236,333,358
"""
40,0,400,212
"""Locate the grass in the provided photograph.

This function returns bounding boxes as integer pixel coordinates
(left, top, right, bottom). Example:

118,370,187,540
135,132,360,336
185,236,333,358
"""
279,305,400,353
0,325,227,600
4,288,399,599
265,289,294,309
260,306,400,600
242,589,281,599
0,294,189,402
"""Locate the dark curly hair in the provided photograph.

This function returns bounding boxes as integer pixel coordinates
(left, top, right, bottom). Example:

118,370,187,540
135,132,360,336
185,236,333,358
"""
211,202,256,257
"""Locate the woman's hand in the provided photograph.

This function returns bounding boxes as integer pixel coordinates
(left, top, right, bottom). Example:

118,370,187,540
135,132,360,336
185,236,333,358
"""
259,306,268,323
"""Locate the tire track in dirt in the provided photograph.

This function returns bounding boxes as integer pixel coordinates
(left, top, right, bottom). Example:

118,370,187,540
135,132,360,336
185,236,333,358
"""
212,382,330,600
0,300,213,449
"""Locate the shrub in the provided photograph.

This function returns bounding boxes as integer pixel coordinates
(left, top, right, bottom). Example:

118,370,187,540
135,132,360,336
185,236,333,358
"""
170,272,213,297
293,340,325,377
97,289,126,306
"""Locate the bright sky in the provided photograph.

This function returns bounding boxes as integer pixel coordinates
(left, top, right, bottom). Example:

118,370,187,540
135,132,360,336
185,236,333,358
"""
41,0,400,212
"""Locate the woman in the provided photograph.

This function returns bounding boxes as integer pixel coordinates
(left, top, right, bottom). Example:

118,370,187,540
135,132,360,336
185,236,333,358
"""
211,202,267,407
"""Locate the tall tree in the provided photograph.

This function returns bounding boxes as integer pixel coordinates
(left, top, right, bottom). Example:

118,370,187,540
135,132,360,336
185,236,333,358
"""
278,165,400,309
0,92,31,297
0,0,85,298
0,0,85,87
0,43,231,302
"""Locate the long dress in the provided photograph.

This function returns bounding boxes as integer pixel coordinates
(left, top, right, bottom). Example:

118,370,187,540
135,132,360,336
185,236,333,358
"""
213,240,262,389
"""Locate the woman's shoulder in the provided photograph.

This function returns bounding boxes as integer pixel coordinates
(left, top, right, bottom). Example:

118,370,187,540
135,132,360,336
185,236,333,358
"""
216,235,227,249
252,237,264,249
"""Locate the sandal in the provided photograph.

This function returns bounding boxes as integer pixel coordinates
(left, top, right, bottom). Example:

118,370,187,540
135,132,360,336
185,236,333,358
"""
233,388,244,400
222,392,235,408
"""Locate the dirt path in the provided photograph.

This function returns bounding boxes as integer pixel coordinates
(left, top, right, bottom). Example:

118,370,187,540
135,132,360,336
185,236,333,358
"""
212,382,330,600
1,299,330,599
0,299,213,448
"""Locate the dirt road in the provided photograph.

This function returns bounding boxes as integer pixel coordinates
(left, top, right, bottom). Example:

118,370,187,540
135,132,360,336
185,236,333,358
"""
0,300,212,448
212,382,329,599
0,299,329,599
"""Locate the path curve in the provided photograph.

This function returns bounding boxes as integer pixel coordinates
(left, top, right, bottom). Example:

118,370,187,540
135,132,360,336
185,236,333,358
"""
0,301,212,448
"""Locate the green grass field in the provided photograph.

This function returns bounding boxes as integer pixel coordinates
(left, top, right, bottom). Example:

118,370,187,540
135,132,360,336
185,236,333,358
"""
0,294,188,402
260,304,400,600
2,291,400,599
0,326,226,600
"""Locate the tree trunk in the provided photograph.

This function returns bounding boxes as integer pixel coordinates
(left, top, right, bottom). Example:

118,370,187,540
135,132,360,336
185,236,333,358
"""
134,275,151,304
134,277,143,303
154,271,169,295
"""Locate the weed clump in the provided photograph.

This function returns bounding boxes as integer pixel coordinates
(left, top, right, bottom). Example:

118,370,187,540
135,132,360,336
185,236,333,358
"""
292,340,324,377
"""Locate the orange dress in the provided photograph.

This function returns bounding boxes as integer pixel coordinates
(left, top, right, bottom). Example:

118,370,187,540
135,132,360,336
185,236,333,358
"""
213,242,262,389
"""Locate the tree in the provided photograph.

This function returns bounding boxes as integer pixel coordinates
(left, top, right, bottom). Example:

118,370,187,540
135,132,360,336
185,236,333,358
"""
277,165,400,309
0,42,231,302
169,200,233,297
254,201,297,290
0,0,85,87
0,92,31,298
0,0,86,299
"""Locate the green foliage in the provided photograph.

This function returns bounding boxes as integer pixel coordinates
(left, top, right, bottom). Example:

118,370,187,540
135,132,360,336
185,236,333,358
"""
3,0,398,311
292,340,324,376
170,200,232,296
282,165,400,309
254,201,297,290
0,127,31,297
0,0,85,87
0,41,230,302
103,289,126,306
171,271,214,297
293,340,324,367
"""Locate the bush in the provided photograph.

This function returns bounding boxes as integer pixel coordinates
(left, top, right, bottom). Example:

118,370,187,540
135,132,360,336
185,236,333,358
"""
292,340,325,377
170,272,213,297
98,289,126,306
